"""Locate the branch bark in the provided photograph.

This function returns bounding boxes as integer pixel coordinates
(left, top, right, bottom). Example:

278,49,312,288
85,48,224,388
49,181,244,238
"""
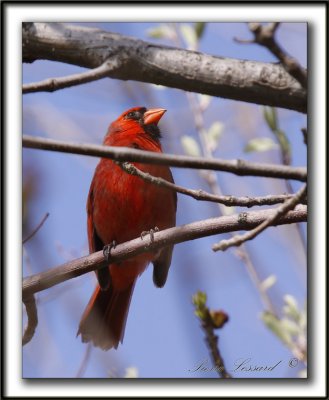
244,23,307,89
22,135,307,182
22,205,307,298
22,23,306,113
119,162,300,207
22,59,120,94
213,184,307,251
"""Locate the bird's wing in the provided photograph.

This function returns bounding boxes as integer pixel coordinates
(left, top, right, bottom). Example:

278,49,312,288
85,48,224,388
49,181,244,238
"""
152,169,177,288
87,180,111,290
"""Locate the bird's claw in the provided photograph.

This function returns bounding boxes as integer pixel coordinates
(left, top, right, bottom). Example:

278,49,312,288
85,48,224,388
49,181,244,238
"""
103,240,117,263
140,227,159,244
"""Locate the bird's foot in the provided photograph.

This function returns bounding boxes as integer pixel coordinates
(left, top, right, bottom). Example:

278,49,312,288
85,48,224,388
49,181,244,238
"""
141,227,159,244
98,241,117,291
103,240,117,263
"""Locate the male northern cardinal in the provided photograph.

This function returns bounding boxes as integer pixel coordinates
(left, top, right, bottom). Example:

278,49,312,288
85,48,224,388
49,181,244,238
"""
77,107,177,350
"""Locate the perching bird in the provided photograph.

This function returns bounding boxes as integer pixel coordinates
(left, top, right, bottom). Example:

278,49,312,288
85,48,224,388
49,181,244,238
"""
77,107,177,350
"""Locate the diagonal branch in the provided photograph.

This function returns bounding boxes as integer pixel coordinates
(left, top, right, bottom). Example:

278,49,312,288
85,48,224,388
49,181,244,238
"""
22,135,307,182
22,205,307,299
22,22,306,112
212,184,307,252
23,59,120,94
119,162,299,207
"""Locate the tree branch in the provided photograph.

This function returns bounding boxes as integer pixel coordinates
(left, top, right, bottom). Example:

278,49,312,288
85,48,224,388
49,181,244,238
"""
213,184,307,251
22,135,307,182
22,295,38,346
192,292,231,378
22,205,307,299
23,212,50,244
22,22,306,113
22,59,120,94
235,23,307,89
119,162,300,207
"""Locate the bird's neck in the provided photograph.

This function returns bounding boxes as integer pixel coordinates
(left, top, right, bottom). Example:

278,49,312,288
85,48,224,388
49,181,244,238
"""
104,128,163,153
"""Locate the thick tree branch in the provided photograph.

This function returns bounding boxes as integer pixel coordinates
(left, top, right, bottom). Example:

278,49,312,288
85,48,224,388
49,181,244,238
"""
213,184,307,251
22,59,120,94
22,23,306,113
22,205,307,298
119,162,300,207
22,135,307,182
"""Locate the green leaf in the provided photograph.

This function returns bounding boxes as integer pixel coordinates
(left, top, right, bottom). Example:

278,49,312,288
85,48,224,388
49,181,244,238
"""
274,129,291,163
260,275,277,292
244,137,278,153
283,294,300,322
280,318,300,336
181,135,201,157
221,205,236,216
261,311,293,346
207,121,224,152
263,107,278,131
299,308,307,331
147,24,175,40
192,291,208,321
195,22,206,39
180,24,198,50
192,290,207,307
124,367,138,378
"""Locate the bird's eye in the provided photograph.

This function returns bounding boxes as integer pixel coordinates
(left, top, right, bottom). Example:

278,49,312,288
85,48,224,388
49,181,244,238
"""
125,108,146,121
126,111,141,120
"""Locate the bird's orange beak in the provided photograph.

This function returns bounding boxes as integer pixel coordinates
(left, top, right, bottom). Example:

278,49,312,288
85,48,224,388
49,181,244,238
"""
144,108,166,125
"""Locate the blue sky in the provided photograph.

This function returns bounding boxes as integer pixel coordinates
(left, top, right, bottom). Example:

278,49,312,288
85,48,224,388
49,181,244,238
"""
22,22,307,378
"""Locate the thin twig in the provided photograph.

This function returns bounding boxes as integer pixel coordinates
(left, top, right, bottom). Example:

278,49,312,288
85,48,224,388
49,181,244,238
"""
23,212,50,244
22,135,307,182
22,205,307,299
76,343,92,378
119,162,298,207
267,113,307,257
213,184,307,251
202,313,231,378
235,23,307,89
192,291,231,378
23,59,119,94
235,248,277,315
22,295,38,346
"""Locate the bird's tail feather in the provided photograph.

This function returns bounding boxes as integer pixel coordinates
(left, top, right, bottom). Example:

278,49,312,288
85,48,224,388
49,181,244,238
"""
77,281,135,350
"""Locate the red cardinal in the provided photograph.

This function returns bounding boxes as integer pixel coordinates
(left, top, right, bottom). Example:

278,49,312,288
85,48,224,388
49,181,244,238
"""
77,107,177,350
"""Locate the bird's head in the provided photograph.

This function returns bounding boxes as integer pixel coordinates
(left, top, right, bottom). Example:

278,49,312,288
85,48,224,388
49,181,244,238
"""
107,107,166,143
